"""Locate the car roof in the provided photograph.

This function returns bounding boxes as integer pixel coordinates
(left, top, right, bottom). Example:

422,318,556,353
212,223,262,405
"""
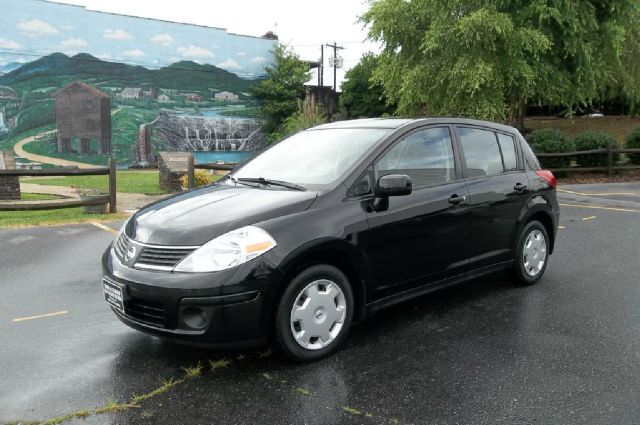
310,117,519,134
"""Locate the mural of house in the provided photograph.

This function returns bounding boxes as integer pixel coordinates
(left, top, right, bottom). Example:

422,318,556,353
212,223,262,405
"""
214,91,239,101
54,81,112,154
0,89,17,100
184,94,203,102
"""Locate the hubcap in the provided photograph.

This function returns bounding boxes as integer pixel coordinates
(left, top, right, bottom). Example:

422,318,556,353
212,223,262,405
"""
290,279,347,350
522,229,547,277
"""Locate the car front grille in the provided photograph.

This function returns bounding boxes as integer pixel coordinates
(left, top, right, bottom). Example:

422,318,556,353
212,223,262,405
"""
124,297,166,328
113,232,128,259
113,233,198,271
136,246,196,270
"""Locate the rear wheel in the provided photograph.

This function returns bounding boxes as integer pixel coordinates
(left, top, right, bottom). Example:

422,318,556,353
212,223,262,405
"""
274,264,354,362
511,220,549,286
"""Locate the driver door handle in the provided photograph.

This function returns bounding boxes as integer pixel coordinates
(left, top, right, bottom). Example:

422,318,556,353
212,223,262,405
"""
514,182,528,192
448,194,466,205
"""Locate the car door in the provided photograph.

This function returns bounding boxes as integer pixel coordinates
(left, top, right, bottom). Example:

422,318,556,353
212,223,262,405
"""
365,125,472,299
455,126,530,267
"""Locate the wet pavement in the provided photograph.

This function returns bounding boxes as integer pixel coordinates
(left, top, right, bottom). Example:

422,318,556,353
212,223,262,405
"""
1,185,640,424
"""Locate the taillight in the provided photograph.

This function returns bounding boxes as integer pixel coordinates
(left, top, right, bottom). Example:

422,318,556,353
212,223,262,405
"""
536,170,557,188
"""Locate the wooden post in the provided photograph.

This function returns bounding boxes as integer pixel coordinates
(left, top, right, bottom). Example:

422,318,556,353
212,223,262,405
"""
108,158,117,213
607,140,613,176
187,153,195,189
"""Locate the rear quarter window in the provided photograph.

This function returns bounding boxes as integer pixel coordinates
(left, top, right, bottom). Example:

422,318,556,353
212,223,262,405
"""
520,136,542,171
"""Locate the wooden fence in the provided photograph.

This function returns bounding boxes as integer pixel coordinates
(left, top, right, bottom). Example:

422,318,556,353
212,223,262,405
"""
0,158,116,212
537,143,640,175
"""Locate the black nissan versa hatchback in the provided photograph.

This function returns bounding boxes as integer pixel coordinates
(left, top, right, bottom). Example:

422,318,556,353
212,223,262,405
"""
103,118,559,361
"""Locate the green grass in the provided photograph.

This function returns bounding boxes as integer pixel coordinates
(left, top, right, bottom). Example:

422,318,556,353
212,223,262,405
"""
0,207,126,227
20,193,62,201
0,124,55,152
26,171,165,194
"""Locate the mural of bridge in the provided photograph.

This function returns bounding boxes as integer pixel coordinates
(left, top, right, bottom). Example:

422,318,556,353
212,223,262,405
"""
153,113,265,153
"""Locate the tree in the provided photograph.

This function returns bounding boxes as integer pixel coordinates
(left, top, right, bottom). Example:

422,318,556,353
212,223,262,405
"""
340,53,395,118
362,0,638,128
272,94,326,142
620,6,640,115
250,44,310,139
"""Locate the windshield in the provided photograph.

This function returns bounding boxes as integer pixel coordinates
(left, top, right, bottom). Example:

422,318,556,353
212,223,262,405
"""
229,128,390,188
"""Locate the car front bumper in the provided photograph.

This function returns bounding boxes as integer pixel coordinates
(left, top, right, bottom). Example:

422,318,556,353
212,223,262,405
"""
101,245,285,348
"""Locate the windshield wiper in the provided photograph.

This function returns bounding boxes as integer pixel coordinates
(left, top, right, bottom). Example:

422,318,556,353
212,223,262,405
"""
229,175,261,188
237,177,306,191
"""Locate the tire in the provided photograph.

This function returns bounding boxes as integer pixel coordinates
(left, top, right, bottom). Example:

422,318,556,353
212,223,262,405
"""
511,220,550,286
274,264,354,362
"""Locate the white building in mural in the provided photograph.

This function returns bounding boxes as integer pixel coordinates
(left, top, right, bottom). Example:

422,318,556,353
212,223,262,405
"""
119,87,143,99
0,111,7,133
214,91,239,101
157,94,171,103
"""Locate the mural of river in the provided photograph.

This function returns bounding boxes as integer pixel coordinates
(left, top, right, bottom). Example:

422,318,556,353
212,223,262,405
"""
0,0,275,166
194,151,253,164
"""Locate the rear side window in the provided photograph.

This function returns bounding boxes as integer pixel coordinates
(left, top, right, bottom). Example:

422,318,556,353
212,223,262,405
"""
378,127,456,188
458,127,504,177
497,133,518,171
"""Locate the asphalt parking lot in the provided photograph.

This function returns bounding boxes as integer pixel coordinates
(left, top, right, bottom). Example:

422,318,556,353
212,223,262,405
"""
1,183,640,425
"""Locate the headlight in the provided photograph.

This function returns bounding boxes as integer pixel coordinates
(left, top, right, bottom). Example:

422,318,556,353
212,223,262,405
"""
174,226,277,273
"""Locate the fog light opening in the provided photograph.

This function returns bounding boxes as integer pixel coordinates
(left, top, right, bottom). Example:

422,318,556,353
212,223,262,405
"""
181,307,208,330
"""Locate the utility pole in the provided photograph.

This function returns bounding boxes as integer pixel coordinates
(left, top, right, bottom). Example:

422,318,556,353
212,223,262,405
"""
325,41,344,92
319,45,324,87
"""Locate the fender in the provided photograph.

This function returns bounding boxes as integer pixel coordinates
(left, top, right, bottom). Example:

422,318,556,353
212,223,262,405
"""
513,194,557,254
276,237,371,321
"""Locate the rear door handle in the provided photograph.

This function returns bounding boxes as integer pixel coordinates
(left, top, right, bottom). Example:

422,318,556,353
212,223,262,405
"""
448,194,466,205
514,183,528,192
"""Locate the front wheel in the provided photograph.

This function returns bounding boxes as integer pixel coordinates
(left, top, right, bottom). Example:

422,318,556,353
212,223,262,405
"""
511,220,550,286
274,264,354,362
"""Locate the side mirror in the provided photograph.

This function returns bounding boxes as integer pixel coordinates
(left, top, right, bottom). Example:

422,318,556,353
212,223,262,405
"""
376,174,412,197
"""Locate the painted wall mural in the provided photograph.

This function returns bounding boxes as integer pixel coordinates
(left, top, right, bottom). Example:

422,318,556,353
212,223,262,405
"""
0,0,275,166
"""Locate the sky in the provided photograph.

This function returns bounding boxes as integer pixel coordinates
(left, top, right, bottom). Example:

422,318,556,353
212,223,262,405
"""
0,0,280,79
49,0,381,88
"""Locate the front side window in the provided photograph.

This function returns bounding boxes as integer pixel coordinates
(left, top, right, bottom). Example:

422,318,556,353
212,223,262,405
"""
231,128,390,188
458,127,504,177
378,127,456,188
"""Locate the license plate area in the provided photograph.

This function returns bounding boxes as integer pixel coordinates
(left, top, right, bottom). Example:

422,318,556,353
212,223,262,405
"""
103,278,124,314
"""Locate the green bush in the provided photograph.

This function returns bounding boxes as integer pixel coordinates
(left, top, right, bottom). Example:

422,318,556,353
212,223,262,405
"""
573,131,621,167
626,127,640,165
526,129,575,169
180,169,213,188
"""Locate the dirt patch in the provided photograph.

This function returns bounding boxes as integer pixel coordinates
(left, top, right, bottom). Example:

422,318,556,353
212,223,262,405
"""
558,170,640,185
524,116,640,143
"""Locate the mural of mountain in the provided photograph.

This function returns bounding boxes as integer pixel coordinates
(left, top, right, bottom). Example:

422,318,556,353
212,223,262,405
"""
0,62,22,74
0,53,256,93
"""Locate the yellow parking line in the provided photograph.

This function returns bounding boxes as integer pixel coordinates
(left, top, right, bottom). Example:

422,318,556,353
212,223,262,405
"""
91,222,118,235
582,216,597,221
559,203,640,213
558,189,640,196
12,310,68,322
